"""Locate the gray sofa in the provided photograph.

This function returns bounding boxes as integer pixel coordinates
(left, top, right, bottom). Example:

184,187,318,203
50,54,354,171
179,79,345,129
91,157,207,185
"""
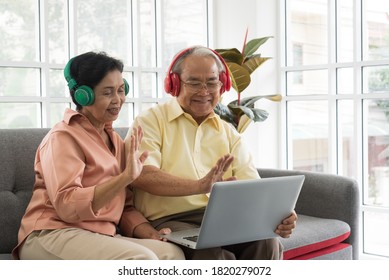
0,128,360,260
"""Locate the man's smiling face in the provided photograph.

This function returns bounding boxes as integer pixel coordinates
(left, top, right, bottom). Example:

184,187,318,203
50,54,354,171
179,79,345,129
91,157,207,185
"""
176,55,221,124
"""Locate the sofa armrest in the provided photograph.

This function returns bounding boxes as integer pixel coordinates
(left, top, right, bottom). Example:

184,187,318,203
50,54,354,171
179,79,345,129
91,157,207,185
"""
257,168,360,259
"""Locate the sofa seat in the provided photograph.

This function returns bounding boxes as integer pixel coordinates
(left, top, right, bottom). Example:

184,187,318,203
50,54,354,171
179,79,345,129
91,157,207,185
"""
0,128,359,260
280,215,351,260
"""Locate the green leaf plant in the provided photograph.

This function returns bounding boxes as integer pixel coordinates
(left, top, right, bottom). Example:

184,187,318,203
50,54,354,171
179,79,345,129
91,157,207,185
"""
214,29,282,133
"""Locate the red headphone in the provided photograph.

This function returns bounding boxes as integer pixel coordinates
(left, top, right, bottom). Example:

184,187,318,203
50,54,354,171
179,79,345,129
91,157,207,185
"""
164,47,232,97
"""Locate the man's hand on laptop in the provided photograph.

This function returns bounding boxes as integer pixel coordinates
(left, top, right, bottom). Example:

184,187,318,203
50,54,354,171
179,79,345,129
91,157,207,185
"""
198,154,236,194
275,210,298,238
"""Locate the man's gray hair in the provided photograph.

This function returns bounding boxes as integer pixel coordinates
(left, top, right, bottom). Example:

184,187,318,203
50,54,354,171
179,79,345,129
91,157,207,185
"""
171,46,225,74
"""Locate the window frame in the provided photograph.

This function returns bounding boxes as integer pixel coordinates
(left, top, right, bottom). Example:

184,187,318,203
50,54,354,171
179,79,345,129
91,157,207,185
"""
0,0,212,128
279,0,389,259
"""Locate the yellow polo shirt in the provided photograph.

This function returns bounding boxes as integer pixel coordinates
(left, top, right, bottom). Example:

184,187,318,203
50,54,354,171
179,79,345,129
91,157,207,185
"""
132,98,259,221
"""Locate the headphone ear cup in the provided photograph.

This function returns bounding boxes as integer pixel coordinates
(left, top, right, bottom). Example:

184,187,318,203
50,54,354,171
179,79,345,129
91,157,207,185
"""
74,85,95,106
210,49,231,94
219,72,228,94
123,78,129,96
170,73,181,97
164,73,173,95
165,47,192,96
223,70,232,92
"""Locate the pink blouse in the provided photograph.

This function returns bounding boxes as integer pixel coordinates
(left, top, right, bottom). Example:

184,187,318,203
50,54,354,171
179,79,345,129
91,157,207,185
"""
12,109,147,259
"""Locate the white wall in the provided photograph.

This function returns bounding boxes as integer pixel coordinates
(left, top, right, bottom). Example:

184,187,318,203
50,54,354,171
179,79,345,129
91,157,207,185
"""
211,0,280,168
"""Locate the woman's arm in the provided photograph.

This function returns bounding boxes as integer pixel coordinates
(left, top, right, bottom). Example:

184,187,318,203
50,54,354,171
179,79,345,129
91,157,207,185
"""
92,127,148,212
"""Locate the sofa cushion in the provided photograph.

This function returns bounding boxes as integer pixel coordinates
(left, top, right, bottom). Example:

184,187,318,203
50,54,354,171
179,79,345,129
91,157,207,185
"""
280,215,350,260
0,129,49,255
290,243,352,260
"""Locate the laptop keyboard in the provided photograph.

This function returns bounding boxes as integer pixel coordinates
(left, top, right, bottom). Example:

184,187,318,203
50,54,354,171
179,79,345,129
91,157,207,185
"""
183,235,198,242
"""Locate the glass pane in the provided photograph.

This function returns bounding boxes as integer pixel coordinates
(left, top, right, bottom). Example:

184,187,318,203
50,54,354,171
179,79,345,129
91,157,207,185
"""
140,0,156,67
141,102,157,112
363,0,389,60
288,101,329,172
50,103,70,127
286,69,328,95
336,0,354,62
47,0,67,64
338,100,357,179
0,0,39,61
140,72,157,98
49,69,69,97
286,0,328,66
76,0,132,65
364,211,389,256
365,100,389,207
337,68,354,94
0,68,40,97
0,103,40,128
162,0,208,67
115,102,134,128
363,65,389,94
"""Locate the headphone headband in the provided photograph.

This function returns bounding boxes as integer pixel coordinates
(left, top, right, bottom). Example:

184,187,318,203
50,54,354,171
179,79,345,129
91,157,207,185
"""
64,58,78,90
164,46,232,97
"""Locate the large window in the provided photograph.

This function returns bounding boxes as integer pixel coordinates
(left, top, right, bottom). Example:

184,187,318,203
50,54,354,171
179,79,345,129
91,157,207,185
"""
281,0,389,258
0,0,210,128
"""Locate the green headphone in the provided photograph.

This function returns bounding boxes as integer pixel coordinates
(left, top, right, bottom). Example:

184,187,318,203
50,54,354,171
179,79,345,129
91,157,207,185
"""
63,58,129,106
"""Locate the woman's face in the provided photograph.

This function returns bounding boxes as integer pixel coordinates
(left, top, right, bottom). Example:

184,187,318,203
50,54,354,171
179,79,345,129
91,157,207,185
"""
80,70,126,128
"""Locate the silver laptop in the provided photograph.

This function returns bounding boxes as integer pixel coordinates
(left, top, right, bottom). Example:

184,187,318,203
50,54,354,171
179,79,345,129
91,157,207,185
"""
162,175,305,249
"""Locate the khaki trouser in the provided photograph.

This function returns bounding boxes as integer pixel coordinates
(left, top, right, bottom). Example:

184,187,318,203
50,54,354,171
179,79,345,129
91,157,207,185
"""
151,210,283,260
19,227,185,260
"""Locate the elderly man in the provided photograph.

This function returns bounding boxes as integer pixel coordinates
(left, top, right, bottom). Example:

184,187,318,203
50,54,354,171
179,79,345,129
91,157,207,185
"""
127,46,297,260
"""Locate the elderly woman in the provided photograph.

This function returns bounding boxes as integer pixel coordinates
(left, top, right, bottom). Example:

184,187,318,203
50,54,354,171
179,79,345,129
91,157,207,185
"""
12,51,184,260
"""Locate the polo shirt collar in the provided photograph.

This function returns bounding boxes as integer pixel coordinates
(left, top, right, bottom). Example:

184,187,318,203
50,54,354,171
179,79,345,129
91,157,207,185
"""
167,98,221,131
